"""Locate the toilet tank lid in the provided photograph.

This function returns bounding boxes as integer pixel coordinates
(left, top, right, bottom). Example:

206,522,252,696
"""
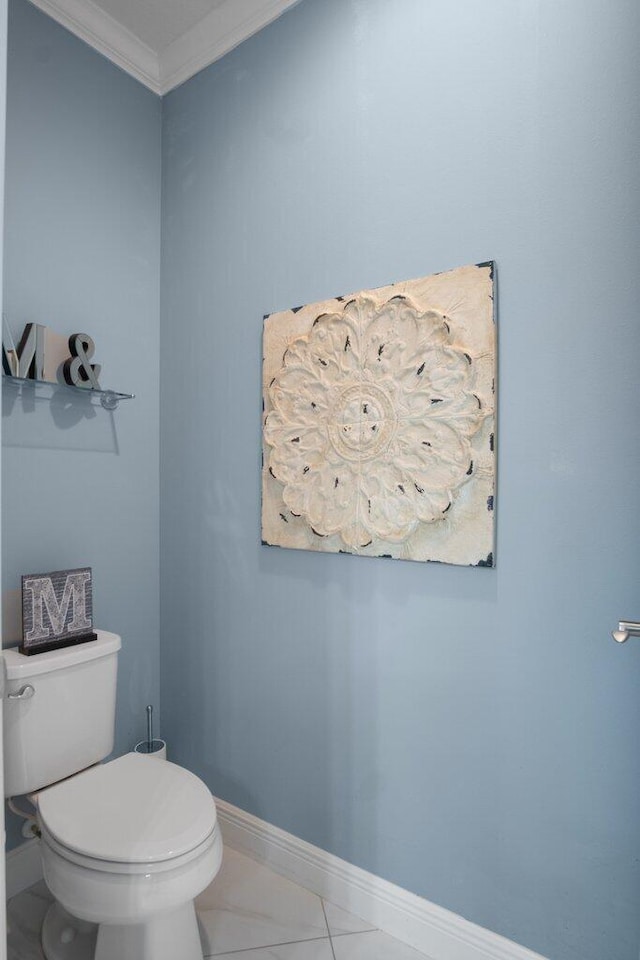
3,630,121,680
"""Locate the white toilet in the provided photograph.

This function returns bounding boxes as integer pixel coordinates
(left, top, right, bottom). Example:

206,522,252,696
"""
3,630,223,960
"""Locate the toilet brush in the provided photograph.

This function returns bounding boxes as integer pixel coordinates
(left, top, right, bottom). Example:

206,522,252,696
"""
134,704,167,759
147,704,153,752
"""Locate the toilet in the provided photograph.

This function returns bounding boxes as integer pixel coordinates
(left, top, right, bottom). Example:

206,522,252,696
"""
3,631,223,960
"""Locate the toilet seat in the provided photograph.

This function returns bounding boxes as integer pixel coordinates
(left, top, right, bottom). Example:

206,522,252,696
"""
38,752,217,865
40,820,220,876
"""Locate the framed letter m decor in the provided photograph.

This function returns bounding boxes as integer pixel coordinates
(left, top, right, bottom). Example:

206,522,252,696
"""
21,567,97,655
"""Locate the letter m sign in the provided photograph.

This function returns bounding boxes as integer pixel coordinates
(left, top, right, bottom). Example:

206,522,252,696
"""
21,567,97,655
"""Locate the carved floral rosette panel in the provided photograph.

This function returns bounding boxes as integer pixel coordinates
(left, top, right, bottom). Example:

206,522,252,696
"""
262,262,495,566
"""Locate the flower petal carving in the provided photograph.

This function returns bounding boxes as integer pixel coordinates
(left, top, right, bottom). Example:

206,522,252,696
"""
264,286,493,555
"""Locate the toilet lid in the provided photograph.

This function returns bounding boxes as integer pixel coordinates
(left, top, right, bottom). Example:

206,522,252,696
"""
38,753,217,864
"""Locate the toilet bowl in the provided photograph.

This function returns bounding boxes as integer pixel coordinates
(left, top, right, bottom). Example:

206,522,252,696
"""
35,752,223,960
3,632,223,959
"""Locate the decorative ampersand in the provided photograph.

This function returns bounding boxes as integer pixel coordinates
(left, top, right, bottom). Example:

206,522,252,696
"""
63,333,102,390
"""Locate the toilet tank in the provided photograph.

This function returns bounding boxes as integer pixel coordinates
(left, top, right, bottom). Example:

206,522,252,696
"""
3,630,121,797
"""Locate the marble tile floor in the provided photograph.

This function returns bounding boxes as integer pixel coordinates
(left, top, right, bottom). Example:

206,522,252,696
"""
7,847,431,960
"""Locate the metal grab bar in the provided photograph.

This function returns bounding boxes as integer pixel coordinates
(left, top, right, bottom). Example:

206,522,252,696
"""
612,621,640,644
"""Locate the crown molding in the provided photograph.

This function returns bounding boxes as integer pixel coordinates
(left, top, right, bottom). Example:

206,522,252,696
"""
158,0,301,94
28,0,302,96
29,0,161,93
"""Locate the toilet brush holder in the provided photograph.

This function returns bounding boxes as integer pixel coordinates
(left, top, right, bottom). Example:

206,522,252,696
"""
134,704,166,759
134,738,166,760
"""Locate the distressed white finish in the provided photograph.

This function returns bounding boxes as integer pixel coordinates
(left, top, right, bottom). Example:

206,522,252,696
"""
28,0,302,94
262,263,495,566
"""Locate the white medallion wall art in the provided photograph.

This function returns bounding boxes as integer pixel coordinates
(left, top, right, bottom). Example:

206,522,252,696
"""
262,262,496,567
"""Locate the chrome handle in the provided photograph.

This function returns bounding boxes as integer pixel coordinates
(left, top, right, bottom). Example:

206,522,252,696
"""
612,621,640,644
7,684,35,700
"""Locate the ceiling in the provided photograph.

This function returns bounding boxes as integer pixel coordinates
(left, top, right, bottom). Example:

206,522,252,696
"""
30,0,301,94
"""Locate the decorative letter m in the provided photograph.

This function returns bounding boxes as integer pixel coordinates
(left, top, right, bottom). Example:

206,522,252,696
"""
24,570,92,642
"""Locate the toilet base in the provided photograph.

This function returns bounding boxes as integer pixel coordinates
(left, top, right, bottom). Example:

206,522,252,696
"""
42,899,204,960
42,902,97,960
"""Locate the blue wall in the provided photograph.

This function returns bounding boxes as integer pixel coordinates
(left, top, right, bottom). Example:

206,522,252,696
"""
2,0,639,957
160,2,640,960
2,0,161,845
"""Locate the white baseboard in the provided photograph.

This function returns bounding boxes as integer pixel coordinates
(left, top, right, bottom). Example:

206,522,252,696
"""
215,799,548,960
5,839,43,900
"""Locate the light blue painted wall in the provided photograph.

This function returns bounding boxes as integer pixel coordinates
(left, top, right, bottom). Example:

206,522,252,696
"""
2,0,161,847
160,2,640,959
2,0,638,956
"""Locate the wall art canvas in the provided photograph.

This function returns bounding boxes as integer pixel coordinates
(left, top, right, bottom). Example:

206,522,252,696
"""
21,566,97,655
262,262,496,567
